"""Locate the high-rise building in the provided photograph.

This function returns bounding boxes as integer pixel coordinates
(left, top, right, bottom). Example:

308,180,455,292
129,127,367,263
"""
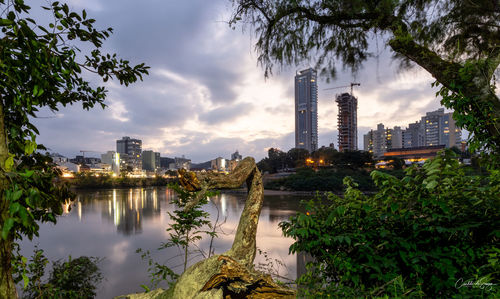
101,151,120,175
365,124,403,157
294,68,318,153
421,108,461,148
142,150,160,172
363,130,374,153
422,109,443,146
368,108,461,153
116,136,142,171
336,93,358,151
391,126,403,149
404,121,424,148
373,123,386,157
440,112,462,148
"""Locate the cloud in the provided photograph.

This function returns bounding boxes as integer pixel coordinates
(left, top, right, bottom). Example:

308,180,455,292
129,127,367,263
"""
28,0,461,163
198,103,254,125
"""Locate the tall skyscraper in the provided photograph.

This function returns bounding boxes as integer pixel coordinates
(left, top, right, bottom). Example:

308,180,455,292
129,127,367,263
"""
336,93,358,151
294,68,318,153
116,136,142,171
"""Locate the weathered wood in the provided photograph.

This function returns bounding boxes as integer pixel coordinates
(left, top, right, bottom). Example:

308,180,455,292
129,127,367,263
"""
167,157,295,298
117,157,295,298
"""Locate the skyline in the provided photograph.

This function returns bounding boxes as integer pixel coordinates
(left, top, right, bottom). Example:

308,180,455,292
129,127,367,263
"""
30,0,460,163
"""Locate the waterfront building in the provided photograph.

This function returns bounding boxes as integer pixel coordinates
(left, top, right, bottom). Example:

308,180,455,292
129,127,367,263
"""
336,93,358,151
116,136,142,171
363,130,374,153
294,68,318,152
372,123,386,157
101,151,120,175
439,112,462,148
211,157,226,172
383,145,445,161
368,108,462,154
403,121,424,148
142,150,161,172
169,156,191,170
421,108,462,148
365,124,404,157
391,126,403,149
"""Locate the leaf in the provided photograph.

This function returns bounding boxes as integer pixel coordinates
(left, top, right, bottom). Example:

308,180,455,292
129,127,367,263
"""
9,202,21,215
22,274,29,289
1,218,15,240
391,203,399,213
24,139,37,155
426,180,438,190
19,170,34,178
5,153,15,171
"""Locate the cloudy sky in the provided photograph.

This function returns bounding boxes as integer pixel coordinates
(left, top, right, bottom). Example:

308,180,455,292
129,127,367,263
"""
31,0,450,163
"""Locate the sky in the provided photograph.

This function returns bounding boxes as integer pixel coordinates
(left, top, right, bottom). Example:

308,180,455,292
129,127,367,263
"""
30,0,451,163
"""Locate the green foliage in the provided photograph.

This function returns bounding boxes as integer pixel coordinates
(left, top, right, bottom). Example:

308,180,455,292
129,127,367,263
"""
162,184,218,271
280,150,499,297
69,172,175,189
258,147,374,174
3,153,73,242
266,167,404,192
139,184,219,290
14,248,103,299
136,248,179,291
0,0,148,292
436,61,500,153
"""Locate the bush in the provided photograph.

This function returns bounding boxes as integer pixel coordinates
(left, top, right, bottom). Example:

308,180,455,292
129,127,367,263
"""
15,248,103,299
280,150,499,297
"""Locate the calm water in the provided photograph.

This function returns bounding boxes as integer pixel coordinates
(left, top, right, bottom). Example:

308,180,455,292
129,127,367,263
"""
18,187,307,298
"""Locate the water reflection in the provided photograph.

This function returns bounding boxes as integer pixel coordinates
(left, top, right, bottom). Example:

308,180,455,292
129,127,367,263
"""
19,187,308,299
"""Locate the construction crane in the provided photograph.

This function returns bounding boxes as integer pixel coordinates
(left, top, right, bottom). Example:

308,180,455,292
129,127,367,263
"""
324,82,361,97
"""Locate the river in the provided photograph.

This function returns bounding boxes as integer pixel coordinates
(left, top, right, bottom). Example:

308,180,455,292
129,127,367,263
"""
18,187,308,298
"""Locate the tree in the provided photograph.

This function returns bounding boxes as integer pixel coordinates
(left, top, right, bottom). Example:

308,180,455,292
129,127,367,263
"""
267,147,286,172
0,1,148,297
230,0,500,153
286,147,309,168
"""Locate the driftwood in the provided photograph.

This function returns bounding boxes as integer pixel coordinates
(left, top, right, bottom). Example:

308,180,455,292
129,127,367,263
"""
115,157,295,299
167,157,295,298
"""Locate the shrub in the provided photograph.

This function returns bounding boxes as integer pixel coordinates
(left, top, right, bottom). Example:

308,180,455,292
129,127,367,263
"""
280,150,499,297
16,248,103,299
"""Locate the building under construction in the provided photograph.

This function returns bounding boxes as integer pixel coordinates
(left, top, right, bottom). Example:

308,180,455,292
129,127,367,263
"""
336,93,358,151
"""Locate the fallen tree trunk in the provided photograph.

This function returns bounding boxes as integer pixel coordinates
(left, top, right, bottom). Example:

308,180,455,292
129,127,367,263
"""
117,157,295,299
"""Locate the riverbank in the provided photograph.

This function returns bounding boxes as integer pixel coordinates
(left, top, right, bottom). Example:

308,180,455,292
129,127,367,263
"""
61,176,178,190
